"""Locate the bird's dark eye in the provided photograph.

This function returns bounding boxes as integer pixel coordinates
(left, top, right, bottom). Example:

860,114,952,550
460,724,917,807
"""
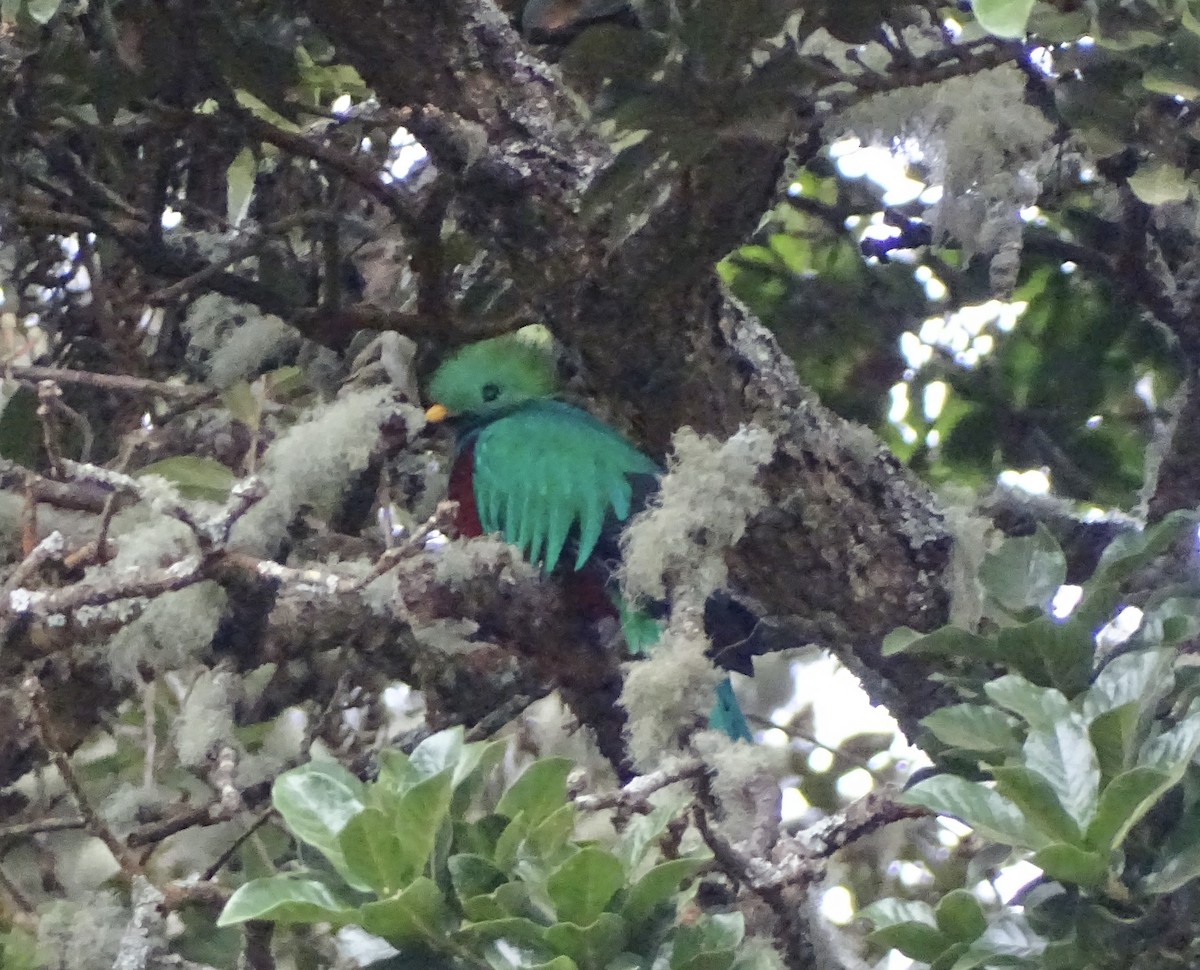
481,382,501,403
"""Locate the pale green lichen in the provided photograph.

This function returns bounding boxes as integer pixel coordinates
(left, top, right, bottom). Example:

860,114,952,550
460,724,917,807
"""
621,624,722,768
230,386,405,556
183,293,299,388
621,425,774,604
832,66,1055,269
37,890,125,970
173,667,239,768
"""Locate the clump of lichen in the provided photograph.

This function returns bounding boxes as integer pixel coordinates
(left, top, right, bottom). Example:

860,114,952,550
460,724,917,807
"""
37,890,125,970
833,66,1055,293
619,425,774,766
621,622,723,766
620,424,774,604
92,509,227,683
230,386,411,556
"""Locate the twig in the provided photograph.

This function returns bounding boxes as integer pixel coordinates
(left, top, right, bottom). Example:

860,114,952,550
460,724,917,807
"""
201,807,275,881
0,460,112,513
7,555,205,618
112,876,167,970
0,814,86,838
24,675,140,876
349,501,457,590
791,788,925,859
5,365,211,401
210,745,243,816
0,531,66,647
0,863,34,916
574,759,708,813
58,458,202,533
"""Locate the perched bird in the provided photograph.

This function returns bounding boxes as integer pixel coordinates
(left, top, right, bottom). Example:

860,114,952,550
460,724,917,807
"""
424,328,751,741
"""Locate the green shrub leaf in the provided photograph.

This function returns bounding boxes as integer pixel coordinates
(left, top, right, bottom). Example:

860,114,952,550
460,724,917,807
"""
497,759,574,827
358,877,451,948
1022,713,1101,829
1031,843,1107,889
216,875,358,927
272,761,368,889
922,705,1020,754
545,913,629,970
547,847,625,926
903,775,1050,849
935,890,987,943
980,526,1066,613
1086,765,1175,851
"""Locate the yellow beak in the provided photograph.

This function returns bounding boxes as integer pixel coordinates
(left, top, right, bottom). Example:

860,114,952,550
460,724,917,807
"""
425,403,450,423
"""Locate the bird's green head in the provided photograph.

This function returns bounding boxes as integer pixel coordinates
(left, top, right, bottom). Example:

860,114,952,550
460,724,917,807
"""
425,325,559,422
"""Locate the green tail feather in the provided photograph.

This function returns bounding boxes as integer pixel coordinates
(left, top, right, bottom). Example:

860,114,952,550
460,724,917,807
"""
615,595,751,742
710,677,753,742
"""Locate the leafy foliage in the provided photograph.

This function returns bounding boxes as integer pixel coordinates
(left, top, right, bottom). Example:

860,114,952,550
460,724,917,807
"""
219,729,754,970
868,511,1200,969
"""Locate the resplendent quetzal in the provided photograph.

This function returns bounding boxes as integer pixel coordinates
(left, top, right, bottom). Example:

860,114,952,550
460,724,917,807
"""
424,328,751,742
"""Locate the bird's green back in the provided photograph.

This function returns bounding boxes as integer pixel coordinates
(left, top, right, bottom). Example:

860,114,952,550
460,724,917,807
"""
472,400,660,573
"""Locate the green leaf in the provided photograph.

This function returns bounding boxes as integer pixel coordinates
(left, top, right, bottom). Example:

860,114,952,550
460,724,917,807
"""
1141,807,1200,894
622,857,707,928
456,814,509,859
1141,708,1200,771
971,0,1035,38
616,796,688,868
461,882,540,923
980,525,1066,613
408,727,465,781
867,922,950,962
1022,713,1101,829
1091,512,1197,585
1142,69,1200,100
1147,598,1200,645
449,854,507,901
949,913,1045,968
137,456,236,502
272,761,367,889
1128,162,1193,205
902,775,1050,849
984,676,1071,730
392,771,455,883
458,916,549,946
359,877,452,948
544,913,629,970
222,381,262,431
216,875,357,927
1031,843,1107,889
1085,766,1173,851
340,807,404,896
547,847,625,926
921,705,1019,754
671,912,743,970
991,766,1082,846
497,759,574,826
527,803,578,861
935,890,987,943
493,813,530,871
881,626,998,661
226,147,257,227
1088,703,1140,781
1082,649,1174,722
858,898,937,929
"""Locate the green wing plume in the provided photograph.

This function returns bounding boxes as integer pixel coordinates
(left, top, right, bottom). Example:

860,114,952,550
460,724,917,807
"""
471,401,659,572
